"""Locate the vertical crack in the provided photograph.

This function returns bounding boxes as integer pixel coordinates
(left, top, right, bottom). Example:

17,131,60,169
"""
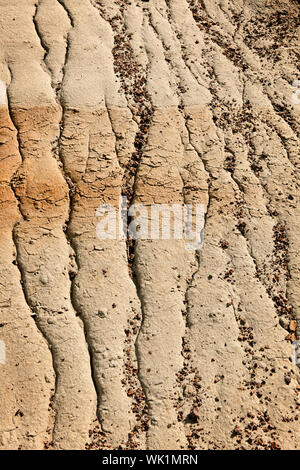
6,63,57,446
57,0,74,28
139,8,214,445
92,0,154,447
52,0,102,434
33,1,51,79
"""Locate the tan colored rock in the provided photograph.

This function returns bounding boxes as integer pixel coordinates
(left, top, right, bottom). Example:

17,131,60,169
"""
0,0,299,450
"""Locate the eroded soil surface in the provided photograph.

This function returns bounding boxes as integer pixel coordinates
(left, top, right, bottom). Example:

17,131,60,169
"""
0,0,299,450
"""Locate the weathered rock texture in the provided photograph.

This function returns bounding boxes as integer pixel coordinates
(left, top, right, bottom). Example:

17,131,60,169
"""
0,0,299,450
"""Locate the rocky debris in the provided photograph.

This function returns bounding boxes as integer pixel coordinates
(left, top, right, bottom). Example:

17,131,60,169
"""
0,0,299,451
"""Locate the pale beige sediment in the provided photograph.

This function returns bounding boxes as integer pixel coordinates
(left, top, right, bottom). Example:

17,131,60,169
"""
185,105,300,449
0,105,54,450
60,106,141,445
3,104,97,450
0,0,299,451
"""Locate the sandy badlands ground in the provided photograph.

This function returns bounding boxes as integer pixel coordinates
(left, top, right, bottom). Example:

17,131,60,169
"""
0,0,299,450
